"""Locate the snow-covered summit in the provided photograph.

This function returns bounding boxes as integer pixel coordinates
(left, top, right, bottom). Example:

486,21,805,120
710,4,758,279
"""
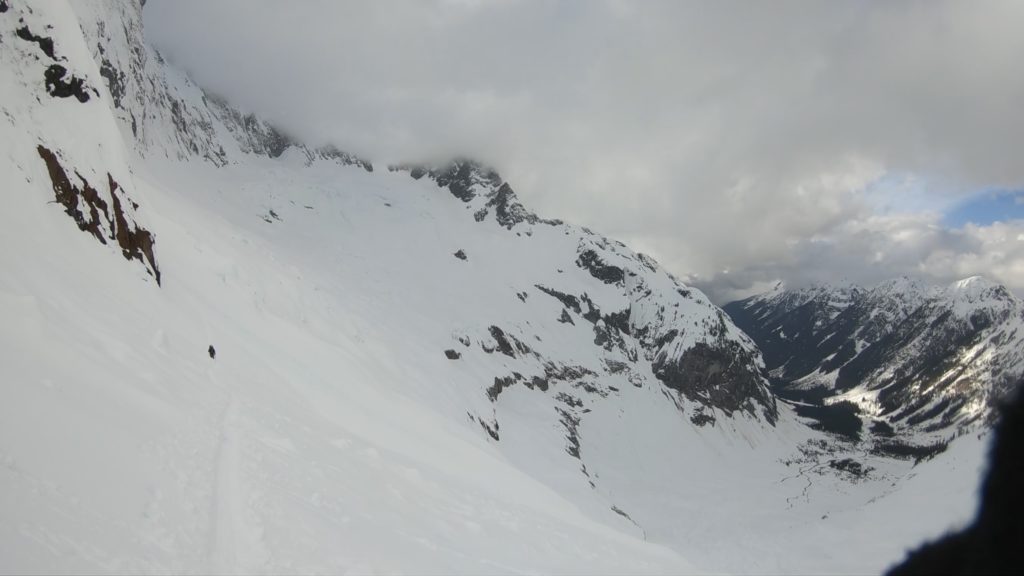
747,280,861,318
945,275,1017,315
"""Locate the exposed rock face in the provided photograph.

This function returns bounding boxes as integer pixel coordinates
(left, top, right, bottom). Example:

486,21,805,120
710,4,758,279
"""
487,325,532,358
430,160,502,202
390,159,562,229
536,285,581,314
655,341,776,425
576,249,625,285
726,278,1024,434
16,25,57,59
37,146,160,284
99,57,126,108
44,64,92,102
15,22,96,103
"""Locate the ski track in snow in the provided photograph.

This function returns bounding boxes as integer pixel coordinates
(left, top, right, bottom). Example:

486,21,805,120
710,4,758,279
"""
210,393,245,575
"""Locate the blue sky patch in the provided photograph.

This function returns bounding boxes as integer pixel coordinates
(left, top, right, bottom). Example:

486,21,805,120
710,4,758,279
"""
944,190,1024,227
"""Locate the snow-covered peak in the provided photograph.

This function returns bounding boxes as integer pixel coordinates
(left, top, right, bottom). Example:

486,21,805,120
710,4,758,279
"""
859,277,931,326
946,275,1013,302
737,281,861,330
870,276,925,297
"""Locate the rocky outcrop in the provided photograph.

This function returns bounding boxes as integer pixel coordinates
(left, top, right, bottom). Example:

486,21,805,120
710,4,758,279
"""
654,341,776,425
390,160,562,229
427,159,502,202
15,25,57,59
44,64,92,102
14,21,97,103
576,249,626,285
37,146,160,284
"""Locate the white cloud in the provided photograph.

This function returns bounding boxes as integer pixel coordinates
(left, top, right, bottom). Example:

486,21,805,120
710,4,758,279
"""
145,0,1024,301
691,215,1024,302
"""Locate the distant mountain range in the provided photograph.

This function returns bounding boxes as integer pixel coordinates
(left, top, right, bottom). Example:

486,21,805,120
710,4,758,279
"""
725,276,1024,438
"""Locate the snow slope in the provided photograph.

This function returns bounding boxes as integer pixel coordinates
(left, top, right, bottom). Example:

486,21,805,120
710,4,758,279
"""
0,0,993,573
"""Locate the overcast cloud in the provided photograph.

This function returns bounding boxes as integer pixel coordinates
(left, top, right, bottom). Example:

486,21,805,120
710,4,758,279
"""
145,0,1024,302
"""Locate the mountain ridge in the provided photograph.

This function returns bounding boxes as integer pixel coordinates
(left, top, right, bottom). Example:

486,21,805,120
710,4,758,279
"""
725,276,1024,436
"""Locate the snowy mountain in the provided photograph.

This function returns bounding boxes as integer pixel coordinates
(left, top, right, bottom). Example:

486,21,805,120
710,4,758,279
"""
725,277,1024,437
0,1,998,573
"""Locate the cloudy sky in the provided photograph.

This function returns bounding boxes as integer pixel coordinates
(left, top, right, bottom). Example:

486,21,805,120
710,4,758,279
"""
145,0,1024,303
